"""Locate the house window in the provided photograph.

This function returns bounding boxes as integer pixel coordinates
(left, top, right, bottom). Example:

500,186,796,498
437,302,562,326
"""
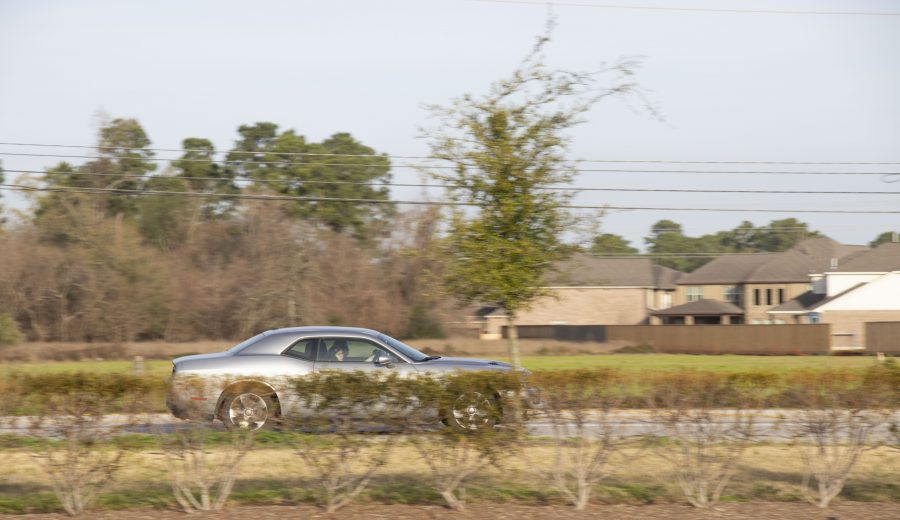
724,286,741,305
778,289,785,304
765,289,772,306
661,293,672,309
753,289,761,306
686,287,703,302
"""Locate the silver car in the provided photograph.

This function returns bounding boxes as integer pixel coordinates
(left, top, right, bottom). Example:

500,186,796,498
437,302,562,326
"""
166,326,517,430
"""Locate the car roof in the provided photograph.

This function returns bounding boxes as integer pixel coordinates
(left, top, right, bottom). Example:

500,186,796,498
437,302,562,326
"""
263,326,381,337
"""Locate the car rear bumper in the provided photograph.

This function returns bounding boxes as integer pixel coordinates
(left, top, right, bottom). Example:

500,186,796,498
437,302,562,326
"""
166,378,218,420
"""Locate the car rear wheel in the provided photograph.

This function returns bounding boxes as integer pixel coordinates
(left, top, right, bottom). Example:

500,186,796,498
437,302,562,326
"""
221,391,274,431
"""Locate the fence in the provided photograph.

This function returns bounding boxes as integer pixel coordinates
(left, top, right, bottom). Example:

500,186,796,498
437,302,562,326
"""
505,324,831,355
866,322,900,354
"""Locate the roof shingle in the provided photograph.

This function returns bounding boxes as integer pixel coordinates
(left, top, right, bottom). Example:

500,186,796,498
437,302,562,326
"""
546,254,683,288
678,237,867,285
651,299,744,316
832,242,900,272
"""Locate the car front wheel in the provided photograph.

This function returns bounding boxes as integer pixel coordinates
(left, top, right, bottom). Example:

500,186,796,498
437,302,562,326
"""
446,391,500,432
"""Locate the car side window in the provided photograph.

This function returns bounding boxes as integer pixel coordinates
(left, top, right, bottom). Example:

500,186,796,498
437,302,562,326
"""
317,338,402,363
283,338,318,361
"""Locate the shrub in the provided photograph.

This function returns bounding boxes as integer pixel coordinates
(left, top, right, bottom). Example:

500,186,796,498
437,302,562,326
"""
0,314,23,347
26,380,151,516
161,408,255,512
644,370,767,508
784,369,893,509
529,369,632,510
612,344,656,354
404,305,445,339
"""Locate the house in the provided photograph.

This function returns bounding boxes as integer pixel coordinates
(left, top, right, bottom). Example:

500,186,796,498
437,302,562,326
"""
475,254,683,339
651,237,867,325
768,242,900,348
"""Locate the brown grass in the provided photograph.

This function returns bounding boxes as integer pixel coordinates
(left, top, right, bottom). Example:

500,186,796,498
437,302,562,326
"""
2,444,897,503
0,341,232,362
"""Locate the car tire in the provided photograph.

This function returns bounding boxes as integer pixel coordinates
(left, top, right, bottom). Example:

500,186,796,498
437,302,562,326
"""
444,391,501,432
220,391,276,431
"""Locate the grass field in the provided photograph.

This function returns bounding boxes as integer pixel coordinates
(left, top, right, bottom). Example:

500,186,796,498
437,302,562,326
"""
0,353,880,377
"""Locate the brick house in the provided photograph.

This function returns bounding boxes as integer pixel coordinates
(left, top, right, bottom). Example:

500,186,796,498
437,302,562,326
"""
768,242,900,348
652,237,866,325
475,254,682,339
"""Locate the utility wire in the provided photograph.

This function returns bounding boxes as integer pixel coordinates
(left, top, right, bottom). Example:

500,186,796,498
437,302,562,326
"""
3,183,900,214
6,169,900,196
2,141,899,165
2,152,899,176
477,0,900,17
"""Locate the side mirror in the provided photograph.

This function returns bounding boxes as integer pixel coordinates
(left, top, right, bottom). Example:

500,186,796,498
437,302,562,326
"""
374,351,393,367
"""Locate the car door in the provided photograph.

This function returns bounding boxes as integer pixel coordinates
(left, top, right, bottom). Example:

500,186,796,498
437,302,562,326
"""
313,336,419,422
275,337,319,418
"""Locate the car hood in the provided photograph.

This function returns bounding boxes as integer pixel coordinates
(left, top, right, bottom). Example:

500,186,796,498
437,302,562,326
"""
172,351,232,365
416,356,512,370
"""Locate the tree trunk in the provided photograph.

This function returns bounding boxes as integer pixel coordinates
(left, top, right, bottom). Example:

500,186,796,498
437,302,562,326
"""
506,315,521,369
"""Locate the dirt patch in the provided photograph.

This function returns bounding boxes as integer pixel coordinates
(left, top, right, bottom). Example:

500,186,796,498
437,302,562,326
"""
5,502,899,520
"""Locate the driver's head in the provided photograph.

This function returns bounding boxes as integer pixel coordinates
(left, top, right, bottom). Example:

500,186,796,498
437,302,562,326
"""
333,340,349,360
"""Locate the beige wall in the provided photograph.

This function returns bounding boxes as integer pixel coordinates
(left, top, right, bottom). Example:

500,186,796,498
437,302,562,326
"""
516,287,653,326
820,310,900,348
675,284,739,304
476,286,676,338
742,283,810,322
674,282,811,322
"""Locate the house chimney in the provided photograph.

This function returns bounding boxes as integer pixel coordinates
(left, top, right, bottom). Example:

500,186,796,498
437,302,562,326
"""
829,257,838,269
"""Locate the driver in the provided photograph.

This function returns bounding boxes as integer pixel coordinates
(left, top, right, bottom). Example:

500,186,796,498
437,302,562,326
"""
329,340,349,361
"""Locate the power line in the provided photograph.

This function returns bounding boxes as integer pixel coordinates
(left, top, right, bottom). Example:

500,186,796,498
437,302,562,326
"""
2,152,899,176
2,141,899,165
6,169,900,196
477,0,900,16
3,183,900,214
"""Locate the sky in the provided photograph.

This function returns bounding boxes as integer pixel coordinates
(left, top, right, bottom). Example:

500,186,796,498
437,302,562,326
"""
1,0,898,250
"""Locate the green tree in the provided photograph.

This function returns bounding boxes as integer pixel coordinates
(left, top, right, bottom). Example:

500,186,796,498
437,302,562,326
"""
173,138,238,215
590,233,638,255
746,218,819,252
136,176,196,250
93,118,157,218
870,231,898,247
36,118,157,243
226,123,393,239
425,25,642,367
644,220,717,272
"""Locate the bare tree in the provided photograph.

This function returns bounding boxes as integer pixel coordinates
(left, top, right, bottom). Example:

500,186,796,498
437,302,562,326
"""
410,427,515,511
160,395,255,512
788,370,891,509
530,370,630,510
289,372,402,513
647,372,764,508
28,388,142,516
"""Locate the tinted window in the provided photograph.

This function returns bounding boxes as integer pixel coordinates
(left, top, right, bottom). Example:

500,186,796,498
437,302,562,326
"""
284,338,318,361
379,334,429,362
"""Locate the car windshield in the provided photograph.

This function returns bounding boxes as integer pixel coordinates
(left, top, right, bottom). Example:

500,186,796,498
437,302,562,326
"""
379,333,429,362
227,333,266,354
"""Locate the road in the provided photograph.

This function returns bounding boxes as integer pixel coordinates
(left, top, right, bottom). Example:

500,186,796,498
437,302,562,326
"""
2,410,897,442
